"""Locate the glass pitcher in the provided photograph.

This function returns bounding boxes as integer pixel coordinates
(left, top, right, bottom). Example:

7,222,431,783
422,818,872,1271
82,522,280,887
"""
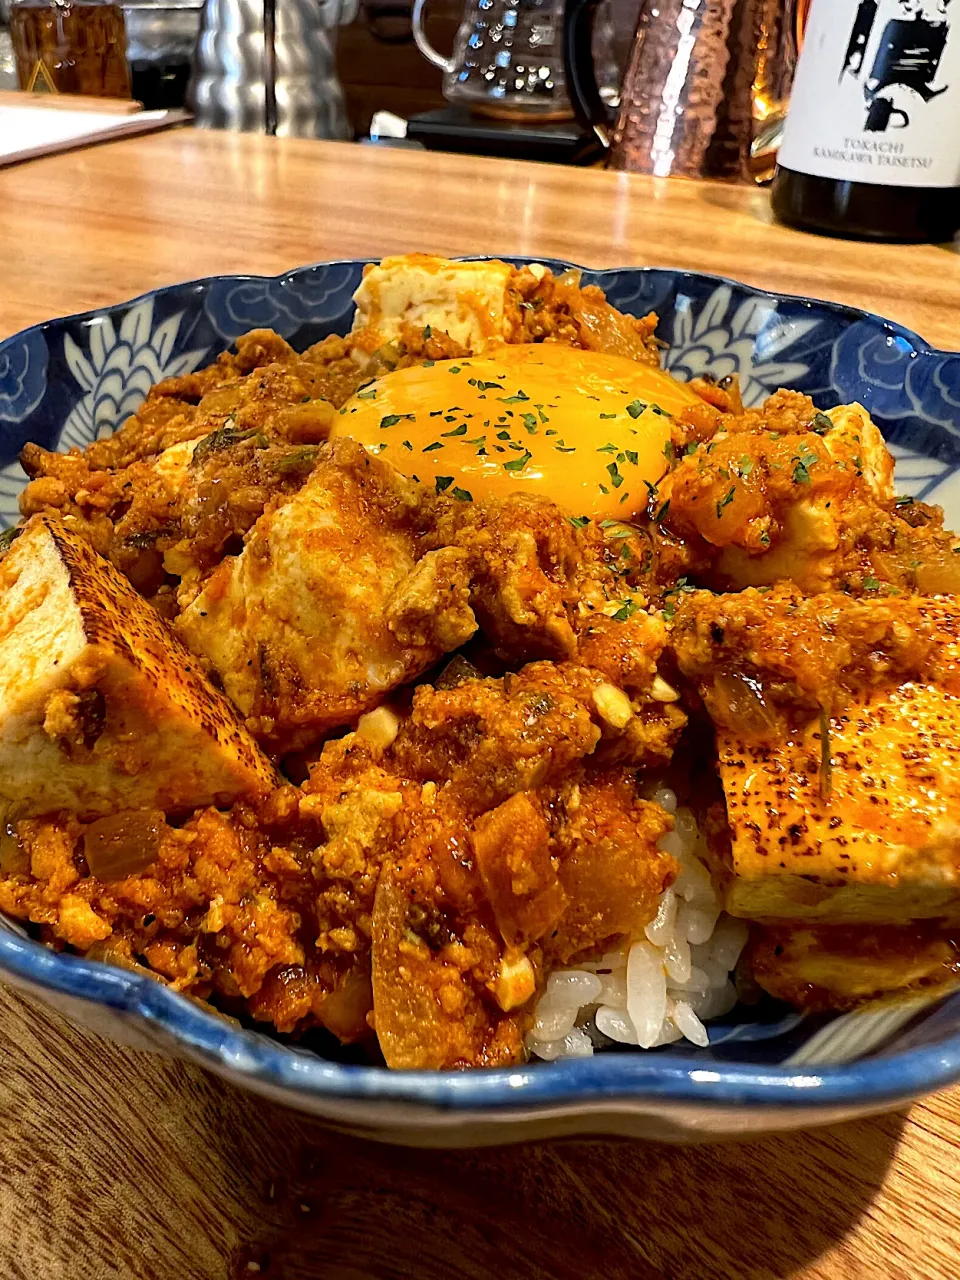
412,0,572,119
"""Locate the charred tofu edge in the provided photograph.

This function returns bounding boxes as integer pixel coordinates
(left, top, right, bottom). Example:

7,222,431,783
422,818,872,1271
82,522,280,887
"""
0,515,279,820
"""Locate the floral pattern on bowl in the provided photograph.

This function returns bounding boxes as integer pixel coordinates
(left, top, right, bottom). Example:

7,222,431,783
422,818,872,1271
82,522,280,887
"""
60,300,207,450
664,285,820,407
1,259,960,1145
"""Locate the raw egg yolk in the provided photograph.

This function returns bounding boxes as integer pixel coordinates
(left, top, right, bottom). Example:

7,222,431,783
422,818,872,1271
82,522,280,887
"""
332,344,702,520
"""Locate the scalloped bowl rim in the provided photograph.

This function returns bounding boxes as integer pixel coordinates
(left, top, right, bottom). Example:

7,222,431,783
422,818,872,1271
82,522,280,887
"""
1,257,959,1116
4,929,960,1111
0,255,950,362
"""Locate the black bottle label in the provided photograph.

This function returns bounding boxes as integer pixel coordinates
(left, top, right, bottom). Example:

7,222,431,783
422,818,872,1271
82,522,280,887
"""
779,0,960,187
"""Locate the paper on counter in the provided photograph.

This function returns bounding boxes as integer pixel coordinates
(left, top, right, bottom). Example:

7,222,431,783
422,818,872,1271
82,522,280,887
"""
0,103,189,167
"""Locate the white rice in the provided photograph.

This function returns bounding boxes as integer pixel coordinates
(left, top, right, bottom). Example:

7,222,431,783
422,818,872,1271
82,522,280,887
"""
527,787,749,1061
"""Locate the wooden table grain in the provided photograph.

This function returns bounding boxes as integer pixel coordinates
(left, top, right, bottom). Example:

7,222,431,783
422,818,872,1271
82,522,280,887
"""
1,132,960,1280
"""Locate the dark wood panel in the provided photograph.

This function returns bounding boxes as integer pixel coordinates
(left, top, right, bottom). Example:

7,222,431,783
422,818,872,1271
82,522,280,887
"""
338,0,462,135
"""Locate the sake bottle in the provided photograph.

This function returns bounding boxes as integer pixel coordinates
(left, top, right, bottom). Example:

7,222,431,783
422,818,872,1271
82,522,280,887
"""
772,0,960,242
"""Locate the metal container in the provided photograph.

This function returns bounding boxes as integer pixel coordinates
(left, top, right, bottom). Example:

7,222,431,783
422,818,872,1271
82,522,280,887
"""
123,0,203,107
564,0,800,184
0,0,15,93
0,26,16,91
189,0,355,139
124,0,202,63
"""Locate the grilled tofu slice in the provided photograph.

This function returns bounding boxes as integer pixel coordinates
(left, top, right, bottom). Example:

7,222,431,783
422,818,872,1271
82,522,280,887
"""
714,679,960,922
673,587,960,923
350,254,518,355
749,923,960,1010
0,516,278,821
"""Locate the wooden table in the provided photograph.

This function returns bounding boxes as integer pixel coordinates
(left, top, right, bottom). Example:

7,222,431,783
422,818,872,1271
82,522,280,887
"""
2,132,960,1280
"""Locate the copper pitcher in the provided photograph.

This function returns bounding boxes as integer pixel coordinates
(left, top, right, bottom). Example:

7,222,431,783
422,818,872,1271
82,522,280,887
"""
564,0,801,183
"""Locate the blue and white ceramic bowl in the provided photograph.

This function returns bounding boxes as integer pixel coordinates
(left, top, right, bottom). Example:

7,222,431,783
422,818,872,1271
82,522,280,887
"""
2,258,960,1146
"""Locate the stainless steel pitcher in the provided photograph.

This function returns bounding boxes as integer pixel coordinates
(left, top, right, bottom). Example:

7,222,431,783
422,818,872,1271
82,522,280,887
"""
189,0,357,138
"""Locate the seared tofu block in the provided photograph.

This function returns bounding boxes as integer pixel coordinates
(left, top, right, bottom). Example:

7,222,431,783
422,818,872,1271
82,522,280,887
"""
749,923,960,1011
673,587,960,923
0,516,279,821
176,438,478,752
350,254,517,356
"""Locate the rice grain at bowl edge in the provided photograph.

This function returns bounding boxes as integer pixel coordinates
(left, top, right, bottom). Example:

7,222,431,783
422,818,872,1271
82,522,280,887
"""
526,788,750,1062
